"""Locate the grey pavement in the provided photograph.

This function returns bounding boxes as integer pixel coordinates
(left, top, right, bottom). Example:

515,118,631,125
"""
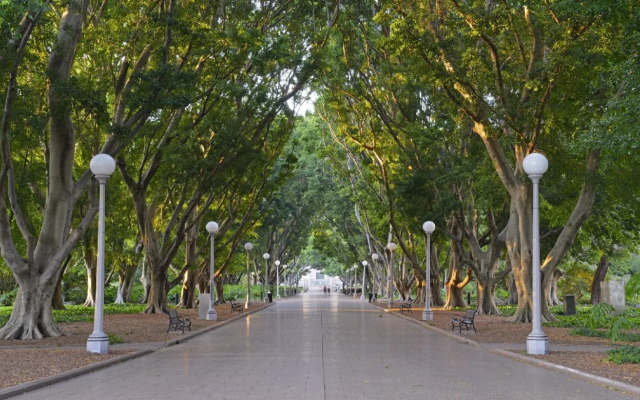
7,287,640,400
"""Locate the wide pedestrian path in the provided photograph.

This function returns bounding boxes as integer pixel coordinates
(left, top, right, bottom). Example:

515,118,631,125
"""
10,288,638,399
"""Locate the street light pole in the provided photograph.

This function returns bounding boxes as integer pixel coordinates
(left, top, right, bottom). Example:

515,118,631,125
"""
422,221,435,321
87,154,116,354
523,152,549,355
205,221,219,321
387,242,397,307
275,260,281,300
262,253,270,302
282,264,288,296
244,242,253,309
353,264,358,298
371,253,379,299
360,261,368,300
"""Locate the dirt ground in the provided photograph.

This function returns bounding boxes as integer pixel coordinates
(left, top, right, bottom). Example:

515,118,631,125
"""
1,300,639,392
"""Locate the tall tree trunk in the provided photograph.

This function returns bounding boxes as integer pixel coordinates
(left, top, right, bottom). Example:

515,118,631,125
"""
179,269,198,308
444,219,470,309
139,255,151,304
507,263,518,305
82,241,97,307
480,138,599,322
547,269,564,306
456,211,508,315
0,0,91,339
415,277,425,305
431,246,445,306
51,268,66,310
115,261,137,304
179,213,198,308
505,184,535,322
215,277,225,304
591,255,609,304
146,257,168,313
51,256,71,310
476,275,499,315
1,279,60,339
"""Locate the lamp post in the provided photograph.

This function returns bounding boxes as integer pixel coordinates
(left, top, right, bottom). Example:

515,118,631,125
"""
523,152,549,355
244,242,253,309
87,154,116,354
371,253,379,298
422,221,435,321
353,264,359,298
282,264,288,296
275,260,281,300
262,253,270,302
205,221,219,321
360,261,368,300
387,242,397,307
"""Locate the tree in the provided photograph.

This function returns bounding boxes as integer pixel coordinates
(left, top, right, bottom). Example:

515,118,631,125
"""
370,1,637,321
0,0,104,339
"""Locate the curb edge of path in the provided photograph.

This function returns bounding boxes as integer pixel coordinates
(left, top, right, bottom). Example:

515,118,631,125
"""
0,301,277,400
372,301,640,398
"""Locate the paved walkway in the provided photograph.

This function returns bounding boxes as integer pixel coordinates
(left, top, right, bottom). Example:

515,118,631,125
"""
8,288,639,399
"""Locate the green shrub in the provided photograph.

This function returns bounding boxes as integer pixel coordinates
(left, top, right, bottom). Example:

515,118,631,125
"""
625,275,640,305
571,327,640,342
224,285,247,301
497,305,516,317
0,306,10,326
108,333,124,344
494,288,509,300
554,303,633,343
52,304,145,323
0,288,17,306
607,345,640,364
221,284,266,301
63,287,86,305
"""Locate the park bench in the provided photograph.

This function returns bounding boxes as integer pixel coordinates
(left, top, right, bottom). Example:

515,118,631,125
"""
230,299,244,314
166,309,191,333
451,309,477,334
399,298,414,314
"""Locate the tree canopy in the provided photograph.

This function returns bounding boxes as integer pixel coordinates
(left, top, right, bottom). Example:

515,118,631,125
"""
1,0,639,338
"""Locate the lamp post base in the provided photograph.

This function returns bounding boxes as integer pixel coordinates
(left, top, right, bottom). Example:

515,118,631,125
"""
360,294,365,300
422,309,433,321
526,332,549,355
245,301,250,309
276,295,281,300
205,310,218,321
87,333,109,354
